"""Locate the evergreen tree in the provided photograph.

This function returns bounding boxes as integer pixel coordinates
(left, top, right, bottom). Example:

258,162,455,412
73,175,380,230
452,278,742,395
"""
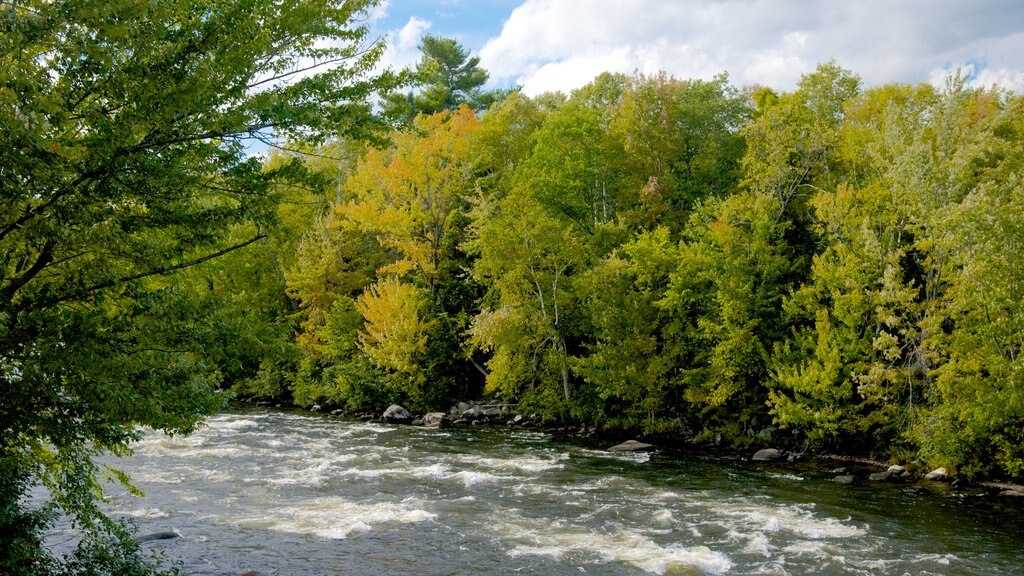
384,35,500,124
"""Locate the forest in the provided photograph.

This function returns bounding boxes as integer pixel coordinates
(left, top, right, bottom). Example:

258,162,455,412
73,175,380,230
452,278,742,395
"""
225,55,1024,481
2,0,1023,572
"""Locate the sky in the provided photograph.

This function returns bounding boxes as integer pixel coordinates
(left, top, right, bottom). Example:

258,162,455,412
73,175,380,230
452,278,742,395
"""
366,0,1024,96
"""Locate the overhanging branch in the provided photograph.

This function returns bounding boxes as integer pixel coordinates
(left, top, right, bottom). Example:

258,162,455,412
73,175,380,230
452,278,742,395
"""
40,232,268,309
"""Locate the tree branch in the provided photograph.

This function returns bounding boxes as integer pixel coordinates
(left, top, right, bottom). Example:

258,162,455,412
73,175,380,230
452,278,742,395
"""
41,233,268,309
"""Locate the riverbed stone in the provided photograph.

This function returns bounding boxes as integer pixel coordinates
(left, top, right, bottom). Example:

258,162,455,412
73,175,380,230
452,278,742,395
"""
608,439,655,452
869,470,893,482
422,412,449,427
382,404,413,424
834,475,855,485
924,467,948,481
752,448,783,462
887,464,906,476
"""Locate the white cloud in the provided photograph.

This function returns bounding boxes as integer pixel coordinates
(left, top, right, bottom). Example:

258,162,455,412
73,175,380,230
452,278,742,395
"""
973,68,1024,92
479,0,1024,95
379,16,432,72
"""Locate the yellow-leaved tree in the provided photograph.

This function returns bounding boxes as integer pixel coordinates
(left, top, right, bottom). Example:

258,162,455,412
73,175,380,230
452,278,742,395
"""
354,276,434,384
338,106,480,294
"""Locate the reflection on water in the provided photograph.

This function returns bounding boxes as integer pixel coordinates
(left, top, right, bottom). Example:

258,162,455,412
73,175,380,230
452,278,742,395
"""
63,409,1024,575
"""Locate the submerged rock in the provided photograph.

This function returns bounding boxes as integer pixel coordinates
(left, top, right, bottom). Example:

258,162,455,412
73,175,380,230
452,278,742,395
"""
752,448,783,462
924,467,948,481
834,475,856,485
135,531,180,543
608,439,654,452
382,404,413,424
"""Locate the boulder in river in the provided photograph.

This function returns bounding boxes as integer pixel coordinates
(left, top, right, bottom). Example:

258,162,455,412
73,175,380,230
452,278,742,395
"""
608,439,655,452
751,448,783,462
461,405,483,421
887,464,906,476
382,404,413,424
924,467,948,481
833,475,855,485
422,412,449,428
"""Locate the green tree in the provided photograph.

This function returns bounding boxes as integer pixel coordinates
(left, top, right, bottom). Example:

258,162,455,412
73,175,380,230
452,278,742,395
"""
514,75,628,230
468,193,590,411
574,227,684,429
913,88,1024,476
658,190,799,441
766,83,938,450
0,0,389,569
612,72,749,220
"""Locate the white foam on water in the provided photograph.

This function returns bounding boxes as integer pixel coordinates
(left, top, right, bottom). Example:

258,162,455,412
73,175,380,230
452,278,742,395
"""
578,448,653,463
336,467,408,479
766,472,804,481
263,452,367,487
207,417,262,431
452,470,507,488
713,501,866,540
235,497,436,540
916,553,954,565
653,509,674,525
570,475,630,491
345,422,397,434
496,514,732,575
454,453,567,474
741,533,771,557
121,507,170,519
782,541,830,556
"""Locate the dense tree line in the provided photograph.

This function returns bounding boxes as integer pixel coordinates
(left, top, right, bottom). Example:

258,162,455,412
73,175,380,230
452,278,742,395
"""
223,63,1024,481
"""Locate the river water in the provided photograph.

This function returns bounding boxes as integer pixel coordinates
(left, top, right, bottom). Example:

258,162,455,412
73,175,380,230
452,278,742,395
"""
84,409,1022,575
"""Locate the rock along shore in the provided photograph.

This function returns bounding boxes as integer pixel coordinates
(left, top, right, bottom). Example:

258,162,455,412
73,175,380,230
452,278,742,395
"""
233,398,1024,498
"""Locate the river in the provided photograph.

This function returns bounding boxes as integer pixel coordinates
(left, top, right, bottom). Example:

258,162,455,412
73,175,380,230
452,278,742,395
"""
81,409,1023,575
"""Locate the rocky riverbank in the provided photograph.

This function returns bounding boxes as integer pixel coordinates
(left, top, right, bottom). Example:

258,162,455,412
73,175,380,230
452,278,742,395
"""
234,398,1024,498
